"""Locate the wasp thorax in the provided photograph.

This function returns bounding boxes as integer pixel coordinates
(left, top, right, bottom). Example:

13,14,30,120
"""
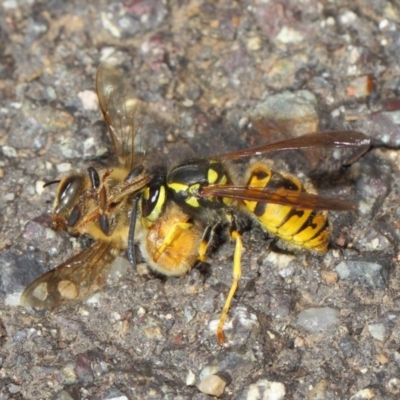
167,160,230,210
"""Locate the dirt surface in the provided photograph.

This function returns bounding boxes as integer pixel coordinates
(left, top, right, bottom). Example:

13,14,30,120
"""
1,1,400,399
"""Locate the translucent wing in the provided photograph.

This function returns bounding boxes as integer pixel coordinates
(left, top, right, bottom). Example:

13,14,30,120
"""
199,185,356,211
220,131,370,164
21,242,116,310
96,60,146,170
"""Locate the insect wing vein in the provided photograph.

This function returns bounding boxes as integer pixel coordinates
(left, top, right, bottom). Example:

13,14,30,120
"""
220,131,370,161
199,185,356,211
21,242,116,310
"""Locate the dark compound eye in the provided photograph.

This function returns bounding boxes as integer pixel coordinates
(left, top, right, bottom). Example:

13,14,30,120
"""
67,205,81,226
54,176,84,215
59,178,73,200
59,177,81,200
141,183,161,219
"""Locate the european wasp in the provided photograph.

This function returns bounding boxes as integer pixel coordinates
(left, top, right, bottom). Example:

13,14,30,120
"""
21,60,370,343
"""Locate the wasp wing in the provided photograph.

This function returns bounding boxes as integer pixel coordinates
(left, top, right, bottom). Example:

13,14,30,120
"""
199,185,356,211
220,131,370,164
96,60,148,170
21,242,117,310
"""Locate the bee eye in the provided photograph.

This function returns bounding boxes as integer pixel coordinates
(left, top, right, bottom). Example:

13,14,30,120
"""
59,180,72,200
55,176,83,215
59,177,81,200
67,205,81,226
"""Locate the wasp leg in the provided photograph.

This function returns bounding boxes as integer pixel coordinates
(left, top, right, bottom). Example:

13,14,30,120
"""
194,225,218,279
196,224,219,272
217,213,243,344
197,225,216,262
153,221,193,262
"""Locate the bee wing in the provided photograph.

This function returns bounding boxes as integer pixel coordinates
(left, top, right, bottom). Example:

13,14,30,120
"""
96,60,146,170
220,131,370,164
199,185,356,211
20,242,117,310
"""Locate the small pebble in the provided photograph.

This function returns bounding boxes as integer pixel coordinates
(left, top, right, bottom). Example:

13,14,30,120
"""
186,370,196,386
338,10,357,26
349,388,375,400
57,163,72,173
247,36,262,51
387,378,400,394
2,146,17,158
198,374,226,398
321,270,338,284
297,307,339,332
335,260,388,289
307,379,328,400
378,353,389,364
8,384,21,394
294,336,305,348
101,12,121,38
275,26,304,44
4,193,15,202
54,390,75,400
78,90,98,111
368,323,385,341
246,379,286,400
36,180,46,195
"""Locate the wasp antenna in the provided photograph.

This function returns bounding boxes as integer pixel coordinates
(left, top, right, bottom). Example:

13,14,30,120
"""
43,179,61,188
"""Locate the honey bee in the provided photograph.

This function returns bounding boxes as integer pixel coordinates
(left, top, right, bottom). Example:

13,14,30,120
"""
21,60,371,344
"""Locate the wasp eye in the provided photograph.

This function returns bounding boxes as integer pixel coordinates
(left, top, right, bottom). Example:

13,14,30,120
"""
141,183,166,222
54,176,84,215
142,184,160,218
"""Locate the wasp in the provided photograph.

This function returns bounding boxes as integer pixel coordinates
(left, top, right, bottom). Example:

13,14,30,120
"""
21,60,371,344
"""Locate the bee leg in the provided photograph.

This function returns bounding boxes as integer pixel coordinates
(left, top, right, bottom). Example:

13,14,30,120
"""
153,222,193,262
88,167,113,236
98,184,110,236
217,213,243,344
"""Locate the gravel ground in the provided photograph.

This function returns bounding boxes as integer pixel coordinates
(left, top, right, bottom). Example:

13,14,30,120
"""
1,1,400,399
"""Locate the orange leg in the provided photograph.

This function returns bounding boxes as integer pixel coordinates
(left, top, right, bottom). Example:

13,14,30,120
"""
216,229,243,344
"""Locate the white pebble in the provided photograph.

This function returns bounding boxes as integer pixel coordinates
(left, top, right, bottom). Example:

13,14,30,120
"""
57,163,72,173
198,374,226,397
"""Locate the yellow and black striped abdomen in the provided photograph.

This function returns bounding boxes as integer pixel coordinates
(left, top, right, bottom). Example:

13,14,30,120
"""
242,162,329,253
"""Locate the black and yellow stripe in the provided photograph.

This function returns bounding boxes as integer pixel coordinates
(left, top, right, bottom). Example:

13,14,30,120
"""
243,162,329,252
